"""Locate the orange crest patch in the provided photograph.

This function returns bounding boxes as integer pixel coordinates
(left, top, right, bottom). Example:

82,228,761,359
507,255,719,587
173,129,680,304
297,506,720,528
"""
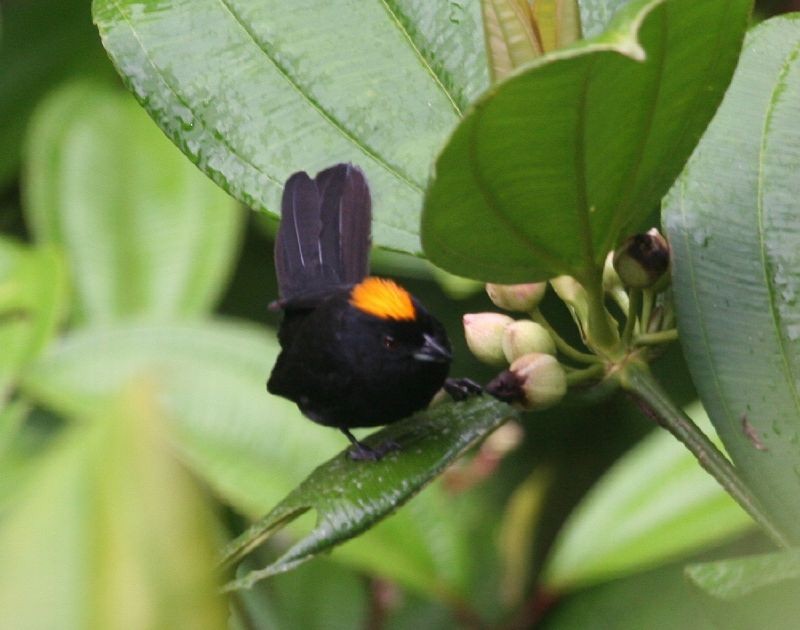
350,277,415,321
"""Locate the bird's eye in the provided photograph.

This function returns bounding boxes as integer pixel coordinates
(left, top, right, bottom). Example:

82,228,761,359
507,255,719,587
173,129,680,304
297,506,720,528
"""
382,335,399,350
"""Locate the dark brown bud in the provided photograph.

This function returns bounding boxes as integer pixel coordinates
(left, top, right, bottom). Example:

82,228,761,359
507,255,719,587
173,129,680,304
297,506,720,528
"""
613,228,670,289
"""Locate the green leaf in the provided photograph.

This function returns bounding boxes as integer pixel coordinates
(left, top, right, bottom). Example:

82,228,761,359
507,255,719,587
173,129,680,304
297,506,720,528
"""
21,321,486,597
23,80,243,325
92,0,490,255
542,402,752,591
541,561,717,630
0,381,228,629
222,396,515,593
20,322,343,513
662,15,800,542
238,559,369,630
422,0,751,284
686,548,800,600
0,237,68,396
578,0,633,38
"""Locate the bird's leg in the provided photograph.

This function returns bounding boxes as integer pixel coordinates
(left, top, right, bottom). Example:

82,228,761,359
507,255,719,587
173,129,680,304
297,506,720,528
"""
341,428,399,461
443,377,484,401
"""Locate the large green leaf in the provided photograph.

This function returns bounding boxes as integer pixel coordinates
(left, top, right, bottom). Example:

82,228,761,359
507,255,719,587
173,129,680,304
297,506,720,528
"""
683,549,800,629
232,559,369,630
0,382,227,630
23,80,243,325
578,0,633,37
541,561,717,630
0,0,111,188
542,402,751,591
222,396,514,594
686,548,800,600
662,15,800,542
92,0,490,255
422,0,751,284
21,321,484,597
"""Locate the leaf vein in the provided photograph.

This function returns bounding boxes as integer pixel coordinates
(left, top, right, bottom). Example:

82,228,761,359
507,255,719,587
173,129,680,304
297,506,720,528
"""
377,0,463,116
755,39,800,418
216,0,423,193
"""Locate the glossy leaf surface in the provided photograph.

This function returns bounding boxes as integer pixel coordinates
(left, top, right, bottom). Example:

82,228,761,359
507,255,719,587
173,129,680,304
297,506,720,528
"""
0,382,227,630
24,81,242,324
578,0,632,37
662,15,800,541
422,0,751,284
92,0,489,255
21,321,482,597
543,403,751,590
222,396,515,592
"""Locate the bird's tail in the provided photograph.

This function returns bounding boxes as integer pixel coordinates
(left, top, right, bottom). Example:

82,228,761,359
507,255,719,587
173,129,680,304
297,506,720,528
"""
274,163,372,301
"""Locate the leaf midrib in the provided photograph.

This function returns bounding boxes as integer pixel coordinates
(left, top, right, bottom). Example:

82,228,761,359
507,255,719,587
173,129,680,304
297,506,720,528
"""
378,0,463,116
215,0,424,193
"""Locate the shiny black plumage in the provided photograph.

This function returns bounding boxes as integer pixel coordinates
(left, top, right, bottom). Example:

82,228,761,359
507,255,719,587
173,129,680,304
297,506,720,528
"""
267,163,453,457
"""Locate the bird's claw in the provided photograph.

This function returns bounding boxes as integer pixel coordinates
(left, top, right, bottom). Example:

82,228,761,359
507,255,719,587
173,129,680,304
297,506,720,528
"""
347,439,400,461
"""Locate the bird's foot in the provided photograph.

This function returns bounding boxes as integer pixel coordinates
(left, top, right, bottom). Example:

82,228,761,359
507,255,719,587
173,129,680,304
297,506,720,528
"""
443,377,483,401
342,429,400,462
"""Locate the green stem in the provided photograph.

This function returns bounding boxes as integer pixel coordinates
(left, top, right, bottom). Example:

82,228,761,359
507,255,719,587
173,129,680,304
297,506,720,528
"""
641,289,655,333
621,362,791,548
531,310,600,365
581,270,620,355
565,363,604,386
635,329,678,346
622,289,641,346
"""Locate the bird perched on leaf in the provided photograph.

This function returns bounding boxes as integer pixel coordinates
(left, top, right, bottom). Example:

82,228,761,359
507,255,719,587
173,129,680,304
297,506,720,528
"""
267,163,478,460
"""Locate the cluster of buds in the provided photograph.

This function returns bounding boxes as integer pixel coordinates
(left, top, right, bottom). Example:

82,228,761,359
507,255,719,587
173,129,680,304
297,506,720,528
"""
462,228,673,411
463,282,566,410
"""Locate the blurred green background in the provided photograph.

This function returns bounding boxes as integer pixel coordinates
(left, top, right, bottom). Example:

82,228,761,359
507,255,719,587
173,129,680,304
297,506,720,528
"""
1,1,799,628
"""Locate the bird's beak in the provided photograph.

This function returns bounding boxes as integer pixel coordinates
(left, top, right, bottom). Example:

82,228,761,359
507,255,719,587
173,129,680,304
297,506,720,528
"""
413,334,452,363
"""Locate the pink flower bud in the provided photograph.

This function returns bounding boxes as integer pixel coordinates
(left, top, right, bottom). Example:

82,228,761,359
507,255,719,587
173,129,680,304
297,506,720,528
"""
485,283,547,312
463,312,514,366
501,320,556,363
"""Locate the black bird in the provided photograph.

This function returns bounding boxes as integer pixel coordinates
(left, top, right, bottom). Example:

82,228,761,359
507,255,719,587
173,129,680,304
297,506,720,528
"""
267,163,475,459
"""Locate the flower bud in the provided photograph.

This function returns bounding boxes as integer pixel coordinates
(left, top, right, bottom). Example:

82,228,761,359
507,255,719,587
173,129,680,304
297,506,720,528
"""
486,282,547,312
486,353,566,410
463,312,514,366
613,228,670,289
501,320,556,363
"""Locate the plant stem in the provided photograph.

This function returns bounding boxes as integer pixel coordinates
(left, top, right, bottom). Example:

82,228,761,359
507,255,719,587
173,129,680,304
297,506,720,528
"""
634,329,678,345
565,363,605,386
581,270,620,355
620,362,791,548
641,288,655,333
622,289,641,346
530,310,600,365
